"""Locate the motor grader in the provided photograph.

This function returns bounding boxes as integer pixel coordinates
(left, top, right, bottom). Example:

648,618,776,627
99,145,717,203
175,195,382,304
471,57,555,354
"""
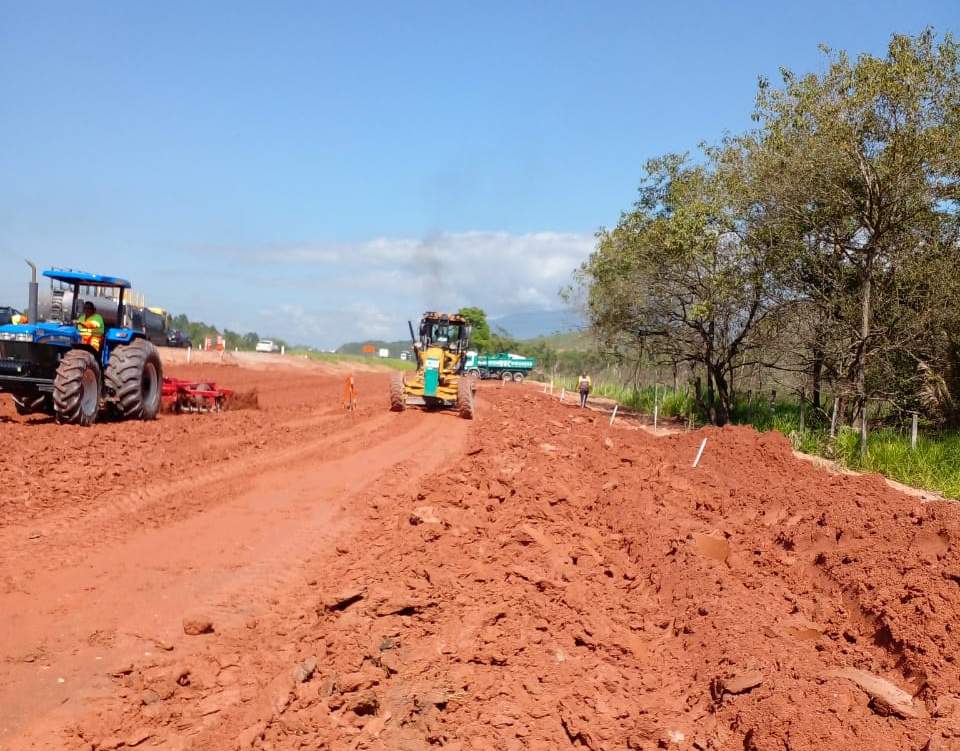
390,311,474,419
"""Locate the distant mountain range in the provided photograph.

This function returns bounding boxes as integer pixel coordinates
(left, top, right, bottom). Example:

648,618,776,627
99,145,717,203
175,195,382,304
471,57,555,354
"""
336,309,584,354
490,309,584,339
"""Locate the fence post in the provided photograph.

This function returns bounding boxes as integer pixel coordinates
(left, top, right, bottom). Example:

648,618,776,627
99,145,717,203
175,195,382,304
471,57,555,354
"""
799,390,805,435
609,404,618,426
911,412,918,451
654,403,658,431
693,437,708,468
560,388,565,403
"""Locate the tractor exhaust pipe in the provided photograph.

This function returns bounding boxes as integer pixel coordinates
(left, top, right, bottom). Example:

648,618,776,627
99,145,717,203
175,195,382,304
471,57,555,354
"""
25,259,38,324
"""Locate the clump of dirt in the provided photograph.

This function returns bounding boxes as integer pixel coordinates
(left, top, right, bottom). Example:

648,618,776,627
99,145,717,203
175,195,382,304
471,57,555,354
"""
53,385,960,750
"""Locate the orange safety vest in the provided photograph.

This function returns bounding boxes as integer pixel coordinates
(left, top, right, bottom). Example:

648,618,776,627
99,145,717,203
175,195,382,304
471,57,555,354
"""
77,314,105,350
10,313,28,325
342,374,358,410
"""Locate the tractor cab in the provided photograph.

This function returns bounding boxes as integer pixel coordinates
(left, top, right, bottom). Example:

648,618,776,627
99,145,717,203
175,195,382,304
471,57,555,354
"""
41,269,132,331
417,312,471,354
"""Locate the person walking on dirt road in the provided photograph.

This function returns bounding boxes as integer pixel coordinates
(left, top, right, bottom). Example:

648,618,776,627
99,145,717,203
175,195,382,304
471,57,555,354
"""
578,372,592,408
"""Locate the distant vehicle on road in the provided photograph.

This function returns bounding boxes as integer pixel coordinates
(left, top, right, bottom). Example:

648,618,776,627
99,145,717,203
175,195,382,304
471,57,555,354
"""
127,306,168,347
166,329,193,348
256,339,279,353
0,306,20,325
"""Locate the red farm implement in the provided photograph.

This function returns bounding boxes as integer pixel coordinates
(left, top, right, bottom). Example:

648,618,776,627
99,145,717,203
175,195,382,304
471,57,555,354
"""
162,378,234,413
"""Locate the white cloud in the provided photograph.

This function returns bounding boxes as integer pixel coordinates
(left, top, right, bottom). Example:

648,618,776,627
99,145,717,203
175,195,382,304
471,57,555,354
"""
165,231,595,347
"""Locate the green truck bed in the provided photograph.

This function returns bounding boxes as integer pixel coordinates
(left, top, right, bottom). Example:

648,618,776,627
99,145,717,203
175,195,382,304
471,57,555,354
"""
465,351,536,380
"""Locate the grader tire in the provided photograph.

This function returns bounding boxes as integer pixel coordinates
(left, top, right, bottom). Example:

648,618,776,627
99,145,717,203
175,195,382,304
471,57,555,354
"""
53,349,101,426
457,377,474,420
390,373,406,412
104,339,163,420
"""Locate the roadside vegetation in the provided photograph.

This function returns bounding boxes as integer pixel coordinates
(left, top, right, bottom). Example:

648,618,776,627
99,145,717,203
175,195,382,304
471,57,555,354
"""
169,313,289,352
292,349,415,371
516,30,960,498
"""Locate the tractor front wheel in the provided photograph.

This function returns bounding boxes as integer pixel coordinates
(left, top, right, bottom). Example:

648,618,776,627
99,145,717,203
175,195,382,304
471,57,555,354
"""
389,373,406,412
53,350,101,426
104,339,163,420
457,377,474,420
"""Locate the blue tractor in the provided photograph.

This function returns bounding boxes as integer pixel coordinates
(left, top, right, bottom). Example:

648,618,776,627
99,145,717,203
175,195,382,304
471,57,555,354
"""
0,267,163,426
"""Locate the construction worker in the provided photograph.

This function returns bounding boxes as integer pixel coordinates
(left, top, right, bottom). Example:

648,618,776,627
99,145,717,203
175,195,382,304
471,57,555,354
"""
10,311,28,325
578,372,592,408
342,373,358,411
77,301,105,350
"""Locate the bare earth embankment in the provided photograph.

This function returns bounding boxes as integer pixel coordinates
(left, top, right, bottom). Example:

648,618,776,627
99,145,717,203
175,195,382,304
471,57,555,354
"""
2,359,959,750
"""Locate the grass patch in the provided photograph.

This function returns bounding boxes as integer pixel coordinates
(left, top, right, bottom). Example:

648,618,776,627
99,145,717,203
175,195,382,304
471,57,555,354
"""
834,427,960,499
545,376,694,418
732,398,960,498
291,350,415,371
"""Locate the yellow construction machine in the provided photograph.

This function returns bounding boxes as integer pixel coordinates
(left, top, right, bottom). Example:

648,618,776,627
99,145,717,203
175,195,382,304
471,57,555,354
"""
390,311,474,419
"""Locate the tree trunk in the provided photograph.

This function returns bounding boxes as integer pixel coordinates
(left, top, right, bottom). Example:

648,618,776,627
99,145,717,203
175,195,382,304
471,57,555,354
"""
857,263,872,453
812,346,824,410
710,363,731,426
706,371,716,423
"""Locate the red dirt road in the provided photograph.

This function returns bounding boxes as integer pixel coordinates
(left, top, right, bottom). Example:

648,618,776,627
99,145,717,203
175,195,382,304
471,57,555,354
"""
3,363,960,750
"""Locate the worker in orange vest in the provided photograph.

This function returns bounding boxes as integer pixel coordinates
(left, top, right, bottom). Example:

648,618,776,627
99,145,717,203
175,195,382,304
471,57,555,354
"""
342,374,358,411
77,301,105,350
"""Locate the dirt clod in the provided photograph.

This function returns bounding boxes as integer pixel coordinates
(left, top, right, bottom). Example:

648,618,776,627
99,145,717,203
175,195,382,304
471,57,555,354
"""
182,616,214,635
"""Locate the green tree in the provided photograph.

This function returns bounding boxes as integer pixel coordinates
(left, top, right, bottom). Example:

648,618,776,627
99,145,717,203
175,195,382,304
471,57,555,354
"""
749,29,960,426
578,151,782,425
457,307,492,351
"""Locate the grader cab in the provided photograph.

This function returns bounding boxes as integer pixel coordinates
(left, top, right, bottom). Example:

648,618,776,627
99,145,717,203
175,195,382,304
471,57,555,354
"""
389,312,475,419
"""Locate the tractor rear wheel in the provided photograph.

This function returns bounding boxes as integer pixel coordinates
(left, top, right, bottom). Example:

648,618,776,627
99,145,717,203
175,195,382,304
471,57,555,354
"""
53,349,101,426
457,377,474,420
389,373,406,412
104,339,163,420
14,393,54,416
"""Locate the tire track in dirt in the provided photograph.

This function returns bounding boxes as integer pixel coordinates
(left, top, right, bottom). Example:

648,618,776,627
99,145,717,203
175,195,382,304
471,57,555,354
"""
0,372,471,747
8,379,960,750
59,382,960,751
0,408,408,578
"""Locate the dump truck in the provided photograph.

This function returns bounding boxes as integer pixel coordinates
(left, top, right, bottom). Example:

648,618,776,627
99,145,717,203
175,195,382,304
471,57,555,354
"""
465,351,536,382
389,311,474,419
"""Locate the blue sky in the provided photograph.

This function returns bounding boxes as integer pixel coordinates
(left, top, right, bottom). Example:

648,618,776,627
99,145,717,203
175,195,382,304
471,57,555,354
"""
1,1,956,346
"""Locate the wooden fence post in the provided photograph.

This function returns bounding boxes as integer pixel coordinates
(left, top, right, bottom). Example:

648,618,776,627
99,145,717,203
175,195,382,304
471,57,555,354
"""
911,412,919,451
